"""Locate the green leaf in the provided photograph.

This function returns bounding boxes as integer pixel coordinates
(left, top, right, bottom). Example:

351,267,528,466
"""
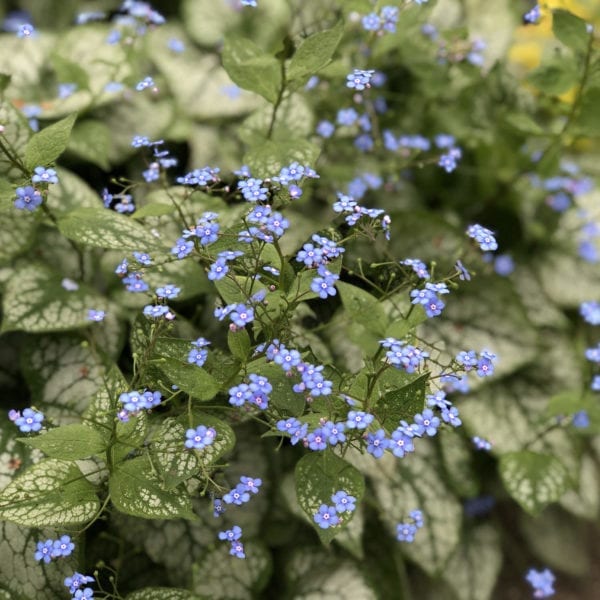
51,54,90,90
295,451,365,544
132,203,178,219
520,507,589,576
253,362,305,416
127,589,199,600
560,455,600,520
155,357,220,401
499,451,572,515
58,207,165,251
244,138,320,178
152,413,235,489
284,548,377,599
0,99,33,179
438,429,480,498
336,280,389,337
504,113,545,135
191,542,272,599
444,524,503,600
109,456,196,520
287,21,344,86
374,372,427,434
552,9,589,53
23,335,109,424
0,459,99,527
67,120,111,170
222,36,281,104
370,439,462,575
24,113,77,171
527,61,579,95
574,87,600,135
46,167,103,213
228,328,251,362
428,277,537,382
0,521,80,600
1,264,107,333
18,424,106,460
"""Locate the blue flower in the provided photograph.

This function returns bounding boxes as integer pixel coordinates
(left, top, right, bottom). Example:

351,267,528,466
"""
73,589,94,600
64,572,95,595
396,522,418,542
229,541,245,558
441,405,462,428
311,265,338,299
346,410,374,430
466,224,498,251
389,429,415,458
87,309,106,322
316,120,335,138
580,301,600,325
346,69,375,91
218,525,242,542
223,484,251,505
136,76,155,91
413,409,440,437
51,535,74,558
184,425,216,450
32,166,59,184
472,436,492,450
400,258,430,279
366,429,389,458
313,504,339,529
156,284,180,299
230,304,254,327
525,568,555,598
34,539,54,563
307,428,328,451
143,305,171,319
14,186,42,211
15,408,44,433
240,476,262,494
171,238,194,259
321,421,346,445
572,411,590,428
331,490,356,512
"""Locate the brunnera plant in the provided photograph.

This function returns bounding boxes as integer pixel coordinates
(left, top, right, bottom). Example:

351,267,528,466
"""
0,1,600,599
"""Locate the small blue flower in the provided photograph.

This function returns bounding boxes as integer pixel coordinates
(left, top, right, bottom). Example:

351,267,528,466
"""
313,504,339,529
218,525,242,542
572,411,590,428
136,76,155,91
73,589,94,600
346,69,375,91
223,484,251,505
15,408,44,433
580,301,600,325
51,535,74,558
14,186,42,211
64,572,95,595
184,425,216,450
229,540,245,559
32,166,59,184
525,568,555,598
87,309,106,322
331,490,356,513
171,237,194,259
240,476,262,494
346,410,374,430
366,429,389,458
34,539,54,563
389,429,414,458
466,224,498,252
472,436,492,451
396,522,418,542
413,409,440,437
155,284,180,299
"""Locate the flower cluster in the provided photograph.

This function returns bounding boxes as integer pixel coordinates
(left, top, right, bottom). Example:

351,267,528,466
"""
64,572,95,598
380,338,429,373
466,224,498,252
222,475,262,506
410,281,449,318
117,389,162,421
332,192,391,239
228,374,272,410
361,6,399,34
187,337,211,366
396,510,424,543
218,525,245,558
313,490,357,529
35,535,75,563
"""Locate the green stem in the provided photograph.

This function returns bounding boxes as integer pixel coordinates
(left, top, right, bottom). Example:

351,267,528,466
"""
266,60,287,140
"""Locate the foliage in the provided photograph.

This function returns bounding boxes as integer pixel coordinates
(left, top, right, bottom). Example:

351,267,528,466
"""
0,0,600,599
